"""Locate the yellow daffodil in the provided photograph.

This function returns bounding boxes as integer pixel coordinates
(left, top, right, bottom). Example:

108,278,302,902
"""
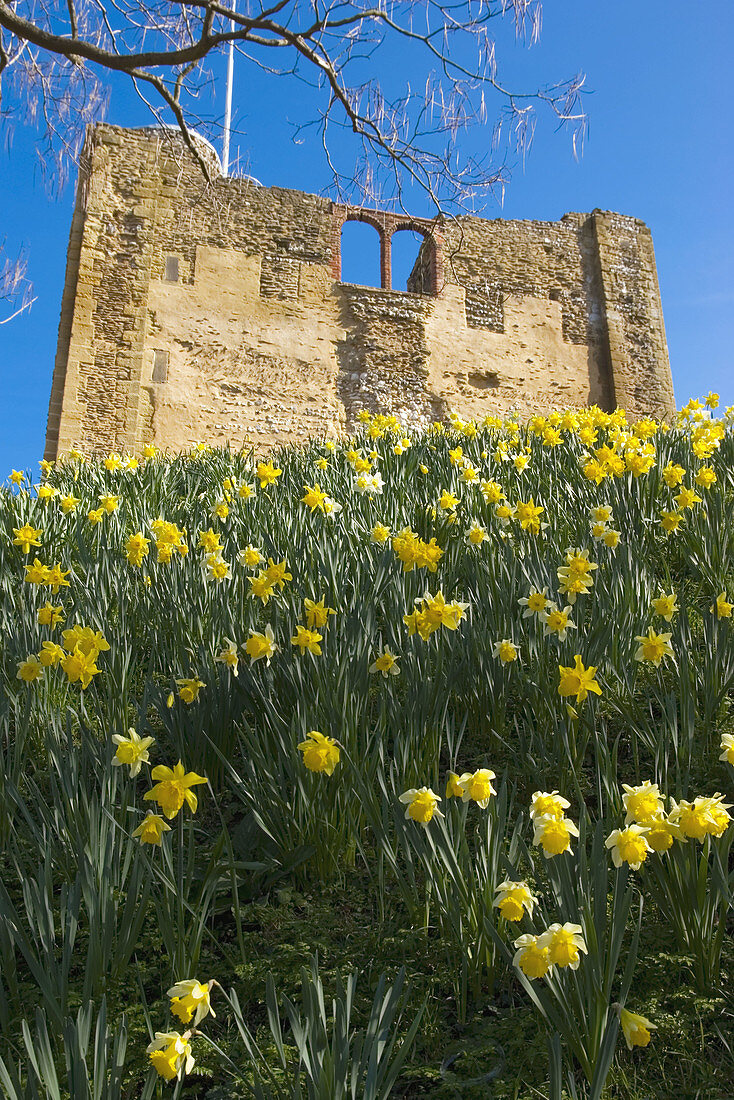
125,532,150,566
518,588,548,618
112,728,155,776
513,934,551,979
256,461,281,488
176,677,205,704
621,781,663,824
215,639,240,675
237,544,263,568
712,592,732,618
132,813,171,845
291,625,322,655
719,733,734,766
304,597,336,629
530,791,571,821
619,1007,656,1050
369,649,400,677
540,604,576,641
37,602,64,627
144,761,207,818
651,591,678,622
557,655,602,703
634,630,674,667
245,625,278,664
399,787,443,825
456,768,496,808
540,923,587,969
168,979,215,1026
605,825,651,869
17,656,44,683
147,1032,194,1081
491,638,518,663
12,524,42,553
297,730,340,775
494,881,537,921
533,813,579,858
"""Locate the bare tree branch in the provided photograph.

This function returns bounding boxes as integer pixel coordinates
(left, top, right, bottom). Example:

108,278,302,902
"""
0,0,588,314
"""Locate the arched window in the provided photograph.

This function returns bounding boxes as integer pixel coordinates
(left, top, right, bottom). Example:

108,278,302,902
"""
390,228,435,294
339,220,382,288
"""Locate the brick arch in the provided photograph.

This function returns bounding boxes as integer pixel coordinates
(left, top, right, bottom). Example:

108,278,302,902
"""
332,210,389,288
331,204,444,292
387,223,438,295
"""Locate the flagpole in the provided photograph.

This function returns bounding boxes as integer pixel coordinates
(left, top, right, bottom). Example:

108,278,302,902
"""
222,0,235,175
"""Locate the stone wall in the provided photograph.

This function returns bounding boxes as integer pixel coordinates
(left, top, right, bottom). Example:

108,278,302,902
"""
45,124,675,458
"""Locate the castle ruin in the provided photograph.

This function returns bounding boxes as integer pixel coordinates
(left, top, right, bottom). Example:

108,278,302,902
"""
44,124,675,458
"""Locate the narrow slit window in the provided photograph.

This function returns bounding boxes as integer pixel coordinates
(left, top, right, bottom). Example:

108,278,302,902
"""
152,350,169,383
165,256,180,283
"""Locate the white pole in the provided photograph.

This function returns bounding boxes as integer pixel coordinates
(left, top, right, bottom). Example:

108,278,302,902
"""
222,0,236,175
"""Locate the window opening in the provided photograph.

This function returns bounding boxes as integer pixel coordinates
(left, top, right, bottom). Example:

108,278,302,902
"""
340,221,381,288
152,350,169,383
391,229,426,292
165,256,180,283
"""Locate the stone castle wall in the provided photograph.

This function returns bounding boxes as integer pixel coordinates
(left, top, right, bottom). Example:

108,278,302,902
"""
45,124,675,458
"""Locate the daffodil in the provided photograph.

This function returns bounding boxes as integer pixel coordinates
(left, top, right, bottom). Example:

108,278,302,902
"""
513,934,551,979
176,677,205,704
132,813,171,845
304,597,336,629
493,881,537,921
540,604,576,641
297,731,340,775
634,630,674,667
669,794,731,840
215,639,239,675
539,923,587,969
530,791,571,821
238,544,263,568
619,1007,656,1050
17,656,44,682
245,625,278,664
712,592,732,618
38,641,65,666
719,733,734,766
651,591,678,622
12,524,42,553
369,649,400,677
147,1032,195,1081
621,781,664,824
492,639,519,663
518,588,548,618
61,647,101,688
557,655,602,703
399,787,443,825
112,728,155,776
144,761,207,818
168,979,216,1026
256,461,282,488
291,625,323,655
37,602,64,627
605,825,651,869
125,532,150,566
456,768,496,808
533,813,579,858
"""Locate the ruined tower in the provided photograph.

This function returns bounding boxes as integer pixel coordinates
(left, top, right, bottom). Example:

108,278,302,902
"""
45,124,675,458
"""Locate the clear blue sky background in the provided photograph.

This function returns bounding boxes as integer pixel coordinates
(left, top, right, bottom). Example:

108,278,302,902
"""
0,0,732,475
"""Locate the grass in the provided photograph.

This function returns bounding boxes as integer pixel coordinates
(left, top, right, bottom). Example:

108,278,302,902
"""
0,402,732,1099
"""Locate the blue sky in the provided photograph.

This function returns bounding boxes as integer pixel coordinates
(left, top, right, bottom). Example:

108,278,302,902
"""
0,0,732,475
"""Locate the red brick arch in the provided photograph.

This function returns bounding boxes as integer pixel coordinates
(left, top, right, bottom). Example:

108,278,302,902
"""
332,204,443,293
